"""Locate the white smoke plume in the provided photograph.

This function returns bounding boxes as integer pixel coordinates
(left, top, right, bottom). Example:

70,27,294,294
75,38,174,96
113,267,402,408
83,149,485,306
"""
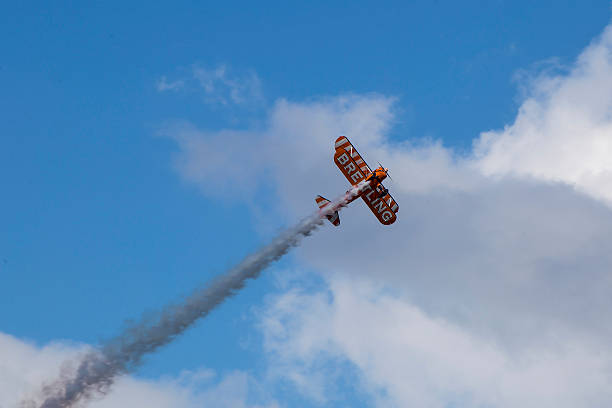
22,183,367,408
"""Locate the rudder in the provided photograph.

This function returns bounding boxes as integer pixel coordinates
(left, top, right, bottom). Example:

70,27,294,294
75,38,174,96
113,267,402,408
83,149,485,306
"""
315,195,340,226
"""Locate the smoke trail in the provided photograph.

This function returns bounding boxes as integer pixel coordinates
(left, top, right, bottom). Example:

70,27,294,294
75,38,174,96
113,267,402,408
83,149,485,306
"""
24,182,366,408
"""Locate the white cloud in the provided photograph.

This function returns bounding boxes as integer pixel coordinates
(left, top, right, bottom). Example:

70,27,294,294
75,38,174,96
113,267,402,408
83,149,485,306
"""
1,333,278,408
193,64,263,107
157,64,263,107
260,279,612,408
156,76,185,92
164,22,612,407
474,25,612,204
163,94,395,212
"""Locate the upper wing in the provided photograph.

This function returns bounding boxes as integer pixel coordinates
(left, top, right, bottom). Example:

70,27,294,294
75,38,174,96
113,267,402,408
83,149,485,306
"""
334,136,372,178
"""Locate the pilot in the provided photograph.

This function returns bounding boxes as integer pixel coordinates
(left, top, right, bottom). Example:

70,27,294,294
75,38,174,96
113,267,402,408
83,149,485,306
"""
366,172,379,183
366,167,388,184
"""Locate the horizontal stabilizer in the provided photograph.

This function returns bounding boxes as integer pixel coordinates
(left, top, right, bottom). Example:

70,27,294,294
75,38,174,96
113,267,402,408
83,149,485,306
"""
315,195,340,226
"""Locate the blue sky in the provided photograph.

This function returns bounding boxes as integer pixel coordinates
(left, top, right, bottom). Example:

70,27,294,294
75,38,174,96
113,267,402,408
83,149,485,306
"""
3,2,612,407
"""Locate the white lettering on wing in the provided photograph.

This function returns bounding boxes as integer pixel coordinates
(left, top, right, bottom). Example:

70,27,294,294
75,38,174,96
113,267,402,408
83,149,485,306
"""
365,188,376,202
381,210,393,222
344,162,356,174
337,153,349,165
374,200,385,213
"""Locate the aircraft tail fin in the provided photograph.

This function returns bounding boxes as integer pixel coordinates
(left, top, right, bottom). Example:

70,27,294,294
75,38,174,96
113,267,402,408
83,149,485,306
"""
315,195,340,227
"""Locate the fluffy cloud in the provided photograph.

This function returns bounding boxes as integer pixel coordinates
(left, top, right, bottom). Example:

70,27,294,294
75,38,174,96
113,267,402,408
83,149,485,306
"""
163,94,395,211
165,23,612,407
260,279,612,408
1,333,278,408
474,25,612,203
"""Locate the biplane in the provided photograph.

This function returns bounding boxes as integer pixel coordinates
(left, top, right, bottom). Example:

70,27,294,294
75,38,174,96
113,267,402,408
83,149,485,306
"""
315,136,399,226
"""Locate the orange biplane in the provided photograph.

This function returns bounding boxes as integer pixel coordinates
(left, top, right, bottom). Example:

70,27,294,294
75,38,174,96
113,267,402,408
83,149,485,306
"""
315,136,399,226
